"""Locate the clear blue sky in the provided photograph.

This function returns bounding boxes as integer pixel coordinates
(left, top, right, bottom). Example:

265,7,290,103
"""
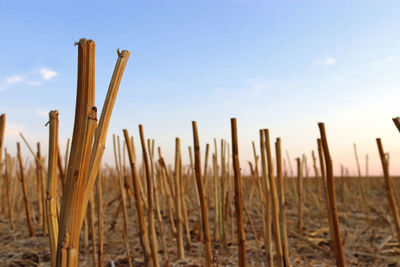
1,1,400,175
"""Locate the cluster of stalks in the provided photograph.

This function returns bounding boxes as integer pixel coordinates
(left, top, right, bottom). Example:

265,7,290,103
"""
3,39,400,267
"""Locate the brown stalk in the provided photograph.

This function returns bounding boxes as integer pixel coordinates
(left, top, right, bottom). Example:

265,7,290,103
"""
259,129,272,267
17,142,35,236
113,135,133,267
231,118,246,267
192,121,213,266
264,129,284,267
318,123,345,267
296,157,303,234
47,111,60,266
88,193,97,266
275,138,290,267
5,151,15,230
157,147,176,235
148,139,168,262
376,138,400,244
95,172,104,267
139,125,160,267
123,129,153,266
317,138,336,256
174,137,185,260
37,143,47,235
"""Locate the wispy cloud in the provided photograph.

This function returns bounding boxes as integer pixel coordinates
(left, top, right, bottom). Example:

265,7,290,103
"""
372,56,400,68
0,67,58,91
28,81,43,86
313,56,336,66
4,123,24,137
40,68,58,80
6,75,24,84
36,109,49,118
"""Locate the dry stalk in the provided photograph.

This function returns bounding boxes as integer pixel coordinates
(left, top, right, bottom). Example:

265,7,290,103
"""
275,138,290,267
192,121,213,267
123,129,153,266
17,142,35,237
376,138,400,244
318,122,345,267
231,118,246,267
47,111,60,267
264,129,284,267
139,125,160,267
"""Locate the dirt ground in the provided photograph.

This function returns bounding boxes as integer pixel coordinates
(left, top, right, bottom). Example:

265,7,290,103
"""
1,176,400,266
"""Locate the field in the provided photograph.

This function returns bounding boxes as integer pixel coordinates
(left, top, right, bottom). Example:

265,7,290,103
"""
1,39,400,267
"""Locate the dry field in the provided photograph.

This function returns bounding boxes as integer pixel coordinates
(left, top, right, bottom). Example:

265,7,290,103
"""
1,38,400,267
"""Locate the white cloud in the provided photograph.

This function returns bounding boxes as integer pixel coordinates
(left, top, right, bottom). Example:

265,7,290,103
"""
36,109,48,118
313,56,336,66
6,75,24,84
4,123,24,137
372,56,400,68
40,68,58,80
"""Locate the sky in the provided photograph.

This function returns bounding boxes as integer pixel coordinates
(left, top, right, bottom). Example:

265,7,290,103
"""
1,0,400,176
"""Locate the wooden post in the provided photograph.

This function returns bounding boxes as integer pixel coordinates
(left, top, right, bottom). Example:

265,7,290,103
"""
231,118,246,267
192,121,213,267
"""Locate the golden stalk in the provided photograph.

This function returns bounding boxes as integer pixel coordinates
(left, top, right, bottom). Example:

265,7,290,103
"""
192,121,213,267
231,118,246,267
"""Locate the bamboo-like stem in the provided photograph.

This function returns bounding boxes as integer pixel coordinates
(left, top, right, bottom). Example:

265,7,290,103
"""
47,111,60,266
353,144,368,206
212,153,219,241
5,151,15,230
149,139,169,262
318,123,345,267
311,150,322,202
192,121,213,267
376,138,400,244
17,142,35,236
95,172,104,267
113,135,133,267
123,129,153,266
181,158,192,248
139,125,160,267
174,138,185,260
219,139,226,243
57,38,97,267
259,130,272,267
317,139,336,256
296,157,303,234
37,143,47,235
158,147,177,235
285,150,294,177
58,146,66,193
275,138,290,267
264,129,284,267
88,193,98,267
0,114,5,217
57,39,129,267
203,143,210,190
231,118,246,267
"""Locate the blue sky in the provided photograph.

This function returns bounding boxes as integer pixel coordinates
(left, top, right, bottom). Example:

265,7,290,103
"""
1,1,400,175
